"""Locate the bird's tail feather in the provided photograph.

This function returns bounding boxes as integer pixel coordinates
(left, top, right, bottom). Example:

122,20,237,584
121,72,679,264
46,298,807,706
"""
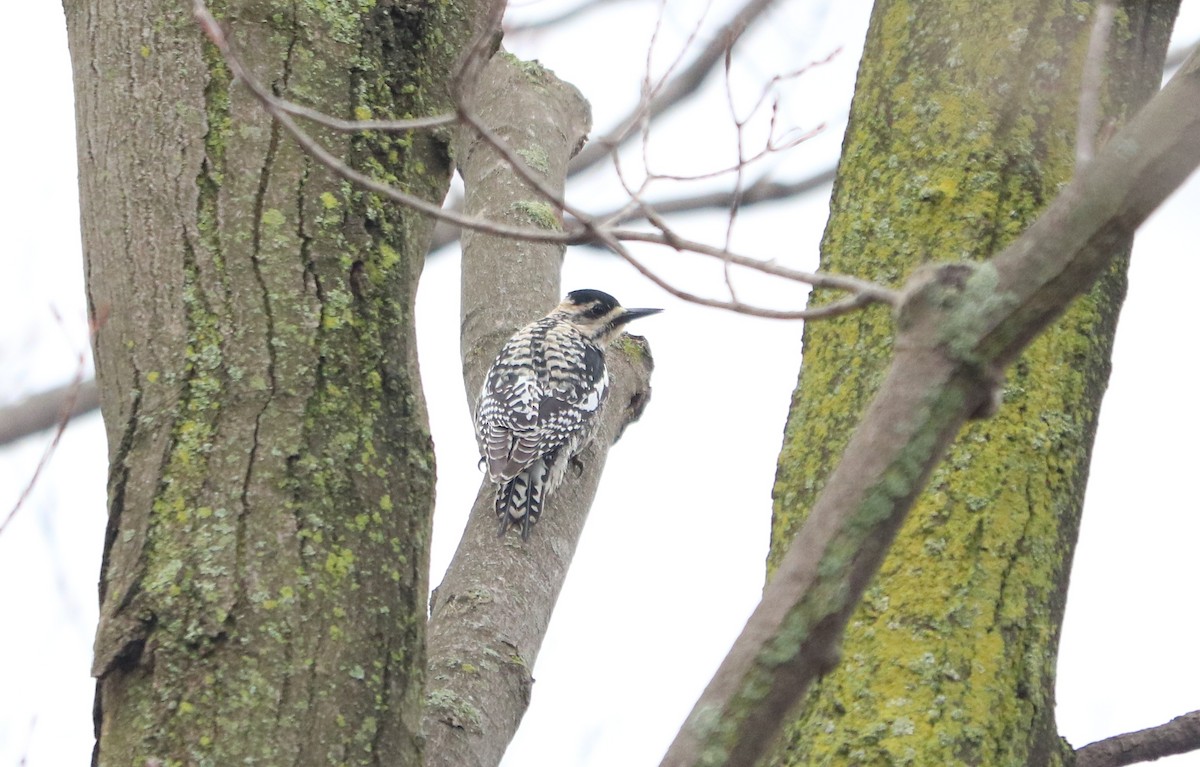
495,462,546,540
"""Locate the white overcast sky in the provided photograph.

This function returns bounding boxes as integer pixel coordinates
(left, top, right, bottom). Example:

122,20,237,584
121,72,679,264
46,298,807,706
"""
1,2,1198,766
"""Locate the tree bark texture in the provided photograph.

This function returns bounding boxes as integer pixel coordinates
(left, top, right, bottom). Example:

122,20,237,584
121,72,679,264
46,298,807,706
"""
426,51,595,767
661,39,1200,767
769,3,1176,766
65,1,477,764
422,52,653,767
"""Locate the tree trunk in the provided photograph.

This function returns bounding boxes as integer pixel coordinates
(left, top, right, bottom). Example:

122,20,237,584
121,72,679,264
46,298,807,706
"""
65,1,477,763
768,2,1176,765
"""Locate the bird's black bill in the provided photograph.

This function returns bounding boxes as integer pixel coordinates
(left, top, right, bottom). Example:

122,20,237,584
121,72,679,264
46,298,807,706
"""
613,307,663,327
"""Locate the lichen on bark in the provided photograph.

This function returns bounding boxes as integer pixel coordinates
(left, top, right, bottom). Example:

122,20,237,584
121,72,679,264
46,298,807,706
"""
767,3,1177,765
66,0,480,764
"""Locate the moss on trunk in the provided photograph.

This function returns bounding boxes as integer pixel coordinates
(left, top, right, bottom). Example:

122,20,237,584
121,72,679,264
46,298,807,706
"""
768,3,1176,765
65,1,478,764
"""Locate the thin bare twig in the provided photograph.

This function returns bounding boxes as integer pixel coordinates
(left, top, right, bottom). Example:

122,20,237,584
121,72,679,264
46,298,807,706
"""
447,23,859,322
1075,710,1200,767
1077,1,1115,166
648,47,837,189
611,224,900,304
431,165,839,250
637,0,717,179
582,148,883,319
596,232,878,321
275,100,455,133
722,41,748,265
640,124,824,184
447,23,887,317
571,0,783,172
622,167,838,219
640,47,833,187
737,48,842,133
560,167,838,237
611,138,658,226
631,5,830,188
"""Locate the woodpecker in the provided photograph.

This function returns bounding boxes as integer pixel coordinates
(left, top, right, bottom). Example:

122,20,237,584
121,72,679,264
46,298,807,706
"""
474,289,662,539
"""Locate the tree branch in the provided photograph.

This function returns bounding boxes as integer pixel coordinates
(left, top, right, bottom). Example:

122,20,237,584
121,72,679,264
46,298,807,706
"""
610,223,895,301
0,370,92,537
430,165,838,251
1077,1,1116,166
594,166,837,223
659,42,1200,767
1075,710,1200,767
197,0,878,321
0,378,99,447
423,347,653,767
422,50,651,767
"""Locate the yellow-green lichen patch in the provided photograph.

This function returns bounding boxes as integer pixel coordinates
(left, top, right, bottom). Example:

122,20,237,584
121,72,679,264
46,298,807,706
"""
612,333,652,363
517,146,550,174
261,208,286,228
511,200,561,230
496,49,554,87
426,688,483,730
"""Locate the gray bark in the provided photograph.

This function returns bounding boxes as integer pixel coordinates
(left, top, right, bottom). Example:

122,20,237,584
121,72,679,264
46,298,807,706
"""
66,1,477,763
422,52,654,767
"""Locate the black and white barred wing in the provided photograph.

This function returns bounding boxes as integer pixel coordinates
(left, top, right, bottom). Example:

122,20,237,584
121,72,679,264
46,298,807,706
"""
474,351,607,480
475,374,545,482
474,324,609,537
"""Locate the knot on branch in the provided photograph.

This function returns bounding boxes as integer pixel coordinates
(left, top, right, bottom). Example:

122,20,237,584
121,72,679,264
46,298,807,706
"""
895,262,1010,419
609,333,656,443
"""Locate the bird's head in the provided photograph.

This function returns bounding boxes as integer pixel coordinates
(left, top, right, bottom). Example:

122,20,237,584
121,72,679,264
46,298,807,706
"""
554,289,662,345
